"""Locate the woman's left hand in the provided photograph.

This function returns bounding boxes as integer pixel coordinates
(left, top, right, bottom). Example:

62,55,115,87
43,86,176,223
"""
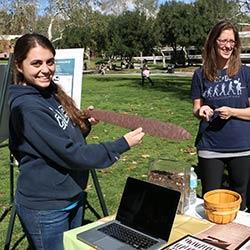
215,106,233,120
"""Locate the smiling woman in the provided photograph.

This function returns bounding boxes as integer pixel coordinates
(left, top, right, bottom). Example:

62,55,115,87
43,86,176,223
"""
191,20,250,212
8,33,144,250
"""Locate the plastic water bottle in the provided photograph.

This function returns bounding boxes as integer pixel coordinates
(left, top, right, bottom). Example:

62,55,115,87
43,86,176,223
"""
189,167,197,205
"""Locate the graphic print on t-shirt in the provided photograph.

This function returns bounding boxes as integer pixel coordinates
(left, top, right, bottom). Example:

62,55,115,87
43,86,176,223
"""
202,75,245,100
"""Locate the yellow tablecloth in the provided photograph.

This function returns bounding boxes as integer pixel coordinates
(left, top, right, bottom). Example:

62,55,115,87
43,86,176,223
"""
63,214,212,250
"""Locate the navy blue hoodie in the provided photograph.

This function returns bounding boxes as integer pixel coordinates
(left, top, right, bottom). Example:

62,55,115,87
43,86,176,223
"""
8,84,130,210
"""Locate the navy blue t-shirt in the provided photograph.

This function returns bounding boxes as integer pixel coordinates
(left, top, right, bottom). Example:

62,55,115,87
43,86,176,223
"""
191,65,250,152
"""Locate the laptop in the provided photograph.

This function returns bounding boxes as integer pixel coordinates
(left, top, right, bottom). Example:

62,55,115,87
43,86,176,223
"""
77,177,181,250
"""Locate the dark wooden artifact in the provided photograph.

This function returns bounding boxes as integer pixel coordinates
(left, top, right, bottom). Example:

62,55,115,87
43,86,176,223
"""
85,109,192,140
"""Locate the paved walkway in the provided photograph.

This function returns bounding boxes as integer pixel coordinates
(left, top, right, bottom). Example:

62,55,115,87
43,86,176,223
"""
153,71,194,77
87,71,194,77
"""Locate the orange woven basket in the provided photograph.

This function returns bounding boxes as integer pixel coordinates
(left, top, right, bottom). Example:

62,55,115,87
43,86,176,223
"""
203,189,241,224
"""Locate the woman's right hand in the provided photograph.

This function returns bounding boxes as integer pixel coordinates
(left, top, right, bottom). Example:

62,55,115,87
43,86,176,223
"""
124,127,145,148
199,105,214,121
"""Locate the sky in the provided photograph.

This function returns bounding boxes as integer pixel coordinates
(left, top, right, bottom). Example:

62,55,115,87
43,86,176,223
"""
38,0,194,13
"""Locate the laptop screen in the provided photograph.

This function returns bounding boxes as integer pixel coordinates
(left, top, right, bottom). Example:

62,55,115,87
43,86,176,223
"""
116,177,180,241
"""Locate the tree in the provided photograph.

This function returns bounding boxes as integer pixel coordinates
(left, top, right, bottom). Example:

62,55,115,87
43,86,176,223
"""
0,0,37,34
155,1,195,64
234,0,250,14
57,8,110,57
42,0,98,42
0,9,11,34
96,0,129,15
134,0,159,18
106,10,157,61
155,0,242,65
231,0,250,25
96,0,159,17
192,0,239,47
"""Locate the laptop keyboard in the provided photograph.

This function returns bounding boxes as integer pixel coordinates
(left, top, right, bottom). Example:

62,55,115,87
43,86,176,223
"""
97,222,158,249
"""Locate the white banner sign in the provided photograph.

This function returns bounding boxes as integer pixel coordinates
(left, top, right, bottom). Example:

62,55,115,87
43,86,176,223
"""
54,48,84,108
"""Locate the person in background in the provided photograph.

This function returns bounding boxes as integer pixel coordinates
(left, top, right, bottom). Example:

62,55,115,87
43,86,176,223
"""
141,59,154,86
9,33,145,250
191,20,250,211
99,63,106,75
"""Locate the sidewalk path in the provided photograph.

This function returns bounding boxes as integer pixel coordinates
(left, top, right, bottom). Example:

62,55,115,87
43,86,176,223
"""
89,71,194,77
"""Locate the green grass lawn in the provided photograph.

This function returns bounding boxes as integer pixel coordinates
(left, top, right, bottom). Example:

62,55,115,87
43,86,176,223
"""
0,73,200,249
0,59,8,65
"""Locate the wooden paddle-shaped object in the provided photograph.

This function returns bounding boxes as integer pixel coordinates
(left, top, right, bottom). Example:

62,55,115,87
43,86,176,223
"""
85,109,192,140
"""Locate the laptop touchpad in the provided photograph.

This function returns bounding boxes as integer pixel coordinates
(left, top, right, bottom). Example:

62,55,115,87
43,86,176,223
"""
95,237,132,250
78,230,105,242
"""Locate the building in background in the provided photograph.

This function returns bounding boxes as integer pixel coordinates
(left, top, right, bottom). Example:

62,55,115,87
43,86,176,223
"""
239,23,250,64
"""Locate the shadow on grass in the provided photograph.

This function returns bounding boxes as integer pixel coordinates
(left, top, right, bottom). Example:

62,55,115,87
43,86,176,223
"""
0,206,12,222
10,234,27,250
1,205,29,250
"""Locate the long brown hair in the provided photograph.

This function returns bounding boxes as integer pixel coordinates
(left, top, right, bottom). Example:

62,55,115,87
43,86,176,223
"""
13,33,90,133
202,20,241,81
